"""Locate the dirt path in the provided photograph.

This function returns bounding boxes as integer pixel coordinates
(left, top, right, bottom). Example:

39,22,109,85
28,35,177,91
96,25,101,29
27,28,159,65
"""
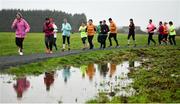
0,46,145,70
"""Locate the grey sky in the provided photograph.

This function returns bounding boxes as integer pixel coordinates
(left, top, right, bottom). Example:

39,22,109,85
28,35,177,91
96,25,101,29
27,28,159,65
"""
1,0,180,30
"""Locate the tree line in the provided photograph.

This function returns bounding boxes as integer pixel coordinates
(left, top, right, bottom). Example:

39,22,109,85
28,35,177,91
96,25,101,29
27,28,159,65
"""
0,9,87,32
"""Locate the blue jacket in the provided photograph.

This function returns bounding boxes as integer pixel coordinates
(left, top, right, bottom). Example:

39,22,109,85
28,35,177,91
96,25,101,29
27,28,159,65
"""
61,23,72,36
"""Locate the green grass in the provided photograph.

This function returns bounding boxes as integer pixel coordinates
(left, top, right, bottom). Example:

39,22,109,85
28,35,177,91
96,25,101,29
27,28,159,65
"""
1,32,179,56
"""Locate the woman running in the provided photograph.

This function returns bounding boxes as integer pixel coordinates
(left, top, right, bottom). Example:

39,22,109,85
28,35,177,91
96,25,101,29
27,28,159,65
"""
86,19,96,49
100,20,109,49
43,18,54,54
79,22,87,50
61,18,72,51
168,21,176,45
147,19,156,46
11,12,30,55
108,18,119,48
127,18,136,47
50,18,58,50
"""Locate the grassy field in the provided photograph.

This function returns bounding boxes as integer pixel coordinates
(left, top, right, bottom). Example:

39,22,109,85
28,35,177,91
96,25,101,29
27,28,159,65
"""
1,32,179,56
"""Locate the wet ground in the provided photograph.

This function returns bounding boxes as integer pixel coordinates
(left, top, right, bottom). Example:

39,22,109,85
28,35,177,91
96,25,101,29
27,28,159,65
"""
0,61,141,103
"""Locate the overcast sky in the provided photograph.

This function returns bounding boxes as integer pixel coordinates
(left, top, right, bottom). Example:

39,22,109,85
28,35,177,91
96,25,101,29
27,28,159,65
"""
1,0,180,30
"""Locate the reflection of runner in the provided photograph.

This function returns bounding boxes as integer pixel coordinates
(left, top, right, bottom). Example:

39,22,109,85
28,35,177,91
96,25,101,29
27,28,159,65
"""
99,63,109,77
109,63,117,78
86,64,95,81
80,65,87,78
44,71,55,91
13,76,30,98
129,60,135,67
62,66,71,83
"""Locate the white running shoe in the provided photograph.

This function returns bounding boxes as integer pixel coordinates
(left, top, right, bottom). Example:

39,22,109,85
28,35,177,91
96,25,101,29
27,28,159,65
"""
19,52,23,56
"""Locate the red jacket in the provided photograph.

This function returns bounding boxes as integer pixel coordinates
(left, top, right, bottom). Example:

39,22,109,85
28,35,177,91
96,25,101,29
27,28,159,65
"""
43,23,54,36
158,25,164,35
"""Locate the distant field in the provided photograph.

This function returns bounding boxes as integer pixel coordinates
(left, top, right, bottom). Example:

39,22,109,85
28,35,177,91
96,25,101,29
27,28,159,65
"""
0,32,179,56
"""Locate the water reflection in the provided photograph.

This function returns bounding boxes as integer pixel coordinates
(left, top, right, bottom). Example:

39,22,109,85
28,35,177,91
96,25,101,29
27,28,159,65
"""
86,64,96,81
13,76,30,98
80,65,87,78
0,60,141,103
44,71,55,91
62,65,71,83
98,63,109,77
109,63,117,78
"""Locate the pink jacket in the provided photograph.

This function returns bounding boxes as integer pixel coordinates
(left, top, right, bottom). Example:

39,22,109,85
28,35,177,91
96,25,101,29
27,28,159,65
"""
11,18,30,38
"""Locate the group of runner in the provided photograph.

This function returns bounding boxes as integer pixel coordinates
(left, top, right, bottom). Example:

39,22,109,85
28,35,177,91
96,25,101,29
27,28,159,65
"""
11,12,177,55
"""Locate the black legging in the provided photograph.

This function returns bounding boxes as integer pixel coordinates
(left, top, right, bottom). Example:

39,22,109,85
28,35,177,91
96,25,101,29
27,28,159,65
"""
15,37,24,52
62,36,70,45
88,35,94,49
128,33,135,40
53,38,57,50
158,34,163,45
45,35,54,51
148,33,156,45
169,35,176,45
108,33,119,46
100,34,107,48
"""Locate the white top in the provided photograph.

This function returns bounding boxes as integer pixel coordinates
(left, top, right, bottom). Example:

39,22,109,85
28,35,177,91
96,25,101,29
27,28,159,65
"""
53,23,58,38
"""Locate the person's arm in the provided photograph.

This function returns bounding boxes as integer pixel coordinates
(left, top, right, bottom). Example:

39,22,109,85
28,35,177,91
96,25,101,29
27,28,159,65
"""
24,20,30,33
53,24,58,32
68,23,72,31
61,24,64,31
79,27,81,32
94,26,96,31
11,19,17,29
106,25,110,32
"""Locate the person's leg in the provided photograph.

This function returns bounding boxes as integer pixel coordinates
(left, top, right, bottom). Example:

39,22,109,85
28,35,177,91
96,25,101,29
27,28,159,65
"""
172,35,176,45
53,38,57,50
164,35,168,45
132,33,136,46
158,34,161,45
15,37,21,51
148,33,151,45
108,33,112,46
19,38,24,52
103,35,107,48
127,34,131,45
150,33,156,45
169,35,173,45
88,36,94,49
49,35,54,52
82,37,86,49
113,33,119,46
45,36,49,49
67,36,70,50
62,36,66,49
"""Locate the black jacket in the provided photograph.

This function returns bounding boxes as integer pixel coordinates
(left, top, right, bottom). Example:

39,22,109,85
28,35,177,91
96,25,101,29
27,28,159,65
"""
100,24,109,34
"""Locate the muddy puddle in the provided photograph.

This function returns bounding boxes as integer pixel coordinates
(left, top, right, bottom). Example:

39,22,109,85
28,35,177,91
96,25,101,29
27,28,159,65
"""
0,61,141,103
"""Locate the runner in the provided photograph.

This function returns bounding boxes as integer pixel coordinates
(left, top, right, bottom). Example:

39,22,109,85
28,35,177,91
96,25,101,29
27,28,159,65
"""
158,21,164,45
86,19,96,49
79,22,87,50
108,18,119,48
11,12,30,55
147,19,156,46
50,18,58,50
162,22,168,45
168,21,176,45
97,21,103,48
127,18,136,47
61,18,72,51
100,20,109,49
43,18,54,54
